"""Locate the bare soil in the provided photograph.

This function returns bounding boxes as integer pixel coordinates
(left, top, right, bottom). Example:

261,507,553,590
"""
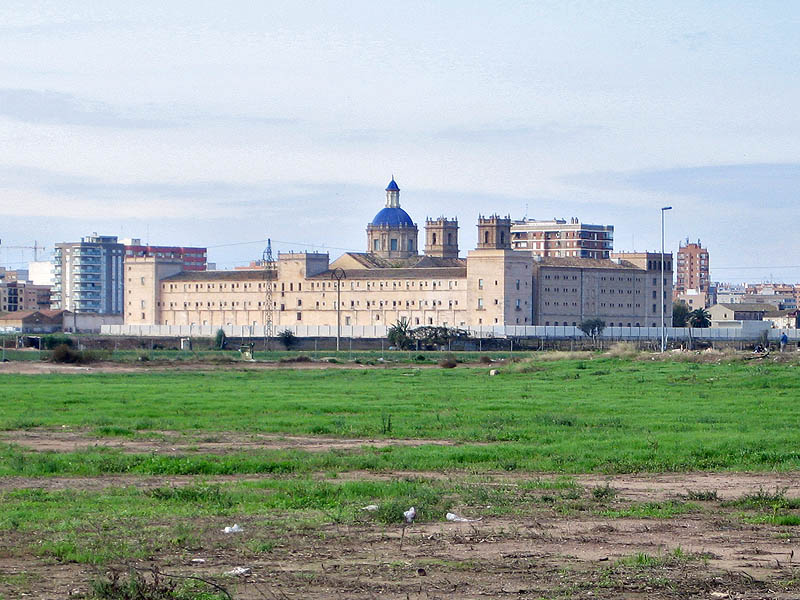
3,471,800,598
1,429,466,454
0,359,443,375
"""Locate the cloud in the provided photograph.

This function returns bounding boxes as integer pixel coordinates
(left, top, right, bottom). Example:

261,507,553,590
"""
435,122,603,144
563,163,800,211
0,88,177,128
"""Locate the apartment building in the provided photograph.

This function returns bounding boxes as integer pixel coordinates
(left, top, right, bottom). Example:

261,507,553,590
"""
511,217,614,259
122,239,207,271
675,240,710,303
52,235,124,314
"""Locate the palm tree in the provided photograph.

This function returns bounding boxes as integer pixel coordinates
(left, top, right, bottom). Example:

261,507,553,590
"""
688,308,711,328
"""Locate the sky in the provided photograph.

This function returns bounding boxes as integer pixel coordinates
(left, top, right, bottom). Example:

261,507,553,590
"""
1,1,799,282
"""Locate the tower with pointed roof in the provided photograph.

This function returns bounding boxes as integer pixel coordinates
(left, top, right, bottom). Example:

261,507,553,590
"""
366,178,419,259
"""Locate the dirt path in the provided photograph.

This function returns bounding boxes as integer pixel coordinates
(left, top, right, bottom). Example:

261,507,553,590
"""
1,429,467,454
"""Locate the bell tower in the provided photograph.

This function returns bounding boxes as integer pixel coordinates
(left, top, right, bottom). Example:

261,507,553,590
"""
424,217,459,258
476,215,511,250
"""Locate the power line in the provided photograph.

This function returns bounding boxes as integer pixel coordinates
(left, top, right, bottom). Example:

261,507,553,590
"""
206,238,358,252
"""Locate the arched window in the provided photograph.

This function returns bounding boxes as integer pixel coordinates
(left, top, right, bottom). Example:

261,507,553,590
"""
484,231,489,244
432,233,437,245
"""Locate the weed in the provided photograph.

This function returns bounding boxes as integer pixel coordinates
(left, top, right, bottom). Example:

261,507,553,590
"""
686,489,719,501
91,567,230,599
592,483,617,500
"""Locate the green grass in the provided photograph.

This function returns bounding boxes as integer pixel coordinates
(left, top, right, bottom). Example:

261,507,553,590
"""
3,358,800,473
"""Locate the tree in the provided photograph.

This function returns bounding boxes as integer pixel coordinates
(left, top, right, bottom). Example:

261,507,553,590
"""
214,328,227,350
387,320,414,350
578,319,606,345
412,326,470,350
672,301,690,328
278,329,298,350
688,308,711,328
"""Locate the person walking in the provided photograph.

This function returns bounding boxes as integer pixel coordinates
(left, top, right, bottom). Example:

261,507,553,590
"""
780,331,789,352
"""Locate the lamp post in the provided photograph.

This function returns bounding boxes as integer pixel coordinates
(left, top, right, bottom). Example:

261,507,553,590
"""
660,206,672,352
330,268,346,352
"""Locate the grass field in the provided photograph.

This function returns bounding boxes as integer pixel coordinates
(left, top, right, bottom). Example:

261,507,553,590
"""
2,354,800,599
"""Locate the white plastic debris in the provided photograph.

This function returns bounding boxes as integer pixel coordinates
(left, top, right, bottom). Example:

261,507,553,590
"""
191,558,206,564
489,369,499,376
222,524,243,533
404,506,416,523
224,567,251,576
446,512,482,522
361,504,379,512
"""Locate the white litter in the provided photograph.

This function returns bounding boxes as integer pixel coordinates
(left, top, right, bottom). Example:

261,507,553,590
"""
191,558,206,564
224,567,251,576
404,506,417,523
361,504,379,512
489,369,499,376
446,512,482,522
222,524,243,533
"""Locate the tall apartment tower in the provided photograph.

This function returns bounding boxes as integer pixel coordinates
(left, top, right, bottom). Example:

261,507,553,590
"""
424,217,459,258
52,234,124,313
675,240,709,298
510,217,614,258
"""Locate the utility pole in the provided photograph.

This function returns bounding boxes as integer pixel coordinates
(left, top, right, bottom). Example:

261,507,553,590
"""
262,239,275,352
330,268,346,352
661,207,672,352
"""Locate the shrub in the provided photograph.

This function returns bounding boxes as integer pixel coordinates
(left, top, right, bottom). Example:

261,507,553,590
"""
438,354,457,368
214,329,227,350
51,344,80,363
51,344,101,364
478,355,493,364
279,354,312,363
278,329,298,350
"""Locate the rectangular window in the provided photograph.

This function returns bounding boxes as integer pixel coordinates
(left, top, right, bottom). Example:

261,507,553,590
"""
296,312,302,321
390,238,398,251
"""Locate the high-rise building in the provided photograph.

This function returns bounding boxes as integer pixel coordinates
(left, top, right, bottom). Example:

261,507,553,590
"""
675,240,709,300
52,235,124,314
122,239,207,271
511,217,614,259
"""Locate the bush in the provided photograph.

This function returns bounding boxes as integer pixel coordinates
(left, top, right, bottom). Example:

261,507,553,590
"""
50,344,100,364
279,354,312,363
438,354,457,368
278,329,298,350
479,355,493,364
214,329,227,350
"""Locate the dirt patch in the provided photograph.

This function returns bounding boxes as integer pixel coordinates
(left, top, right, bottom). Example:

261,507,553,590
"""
1,429,466,454
0,359,445,375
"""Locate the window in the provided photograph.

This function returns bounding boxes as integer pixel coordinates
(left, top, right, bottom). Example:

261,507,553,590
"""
140,277,145,285
478,278,484,289
390,238,398,251
373,239,379,251
477,298,484,309
296,312,302,321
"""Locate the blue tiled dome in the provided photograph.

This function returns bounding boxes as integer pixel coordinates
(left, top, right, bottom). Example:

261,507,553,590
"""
371,207,414,227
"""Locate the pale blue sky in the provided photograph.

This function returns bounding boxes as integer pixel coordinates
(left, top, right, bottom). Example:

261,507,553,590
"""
1,1,799,282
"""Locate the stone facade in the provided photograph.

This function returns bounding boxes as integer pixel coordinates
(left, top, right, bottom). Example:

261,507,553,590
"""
123,181,673,330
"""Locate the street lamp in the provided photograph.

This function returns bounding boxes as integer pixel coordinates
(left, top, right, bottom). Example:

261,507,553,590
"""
330,268,346,352
660,206,672,352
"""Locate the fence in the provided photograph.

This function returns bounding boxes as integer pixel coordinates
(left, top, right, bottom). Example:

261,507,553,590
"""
100,323,800,342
